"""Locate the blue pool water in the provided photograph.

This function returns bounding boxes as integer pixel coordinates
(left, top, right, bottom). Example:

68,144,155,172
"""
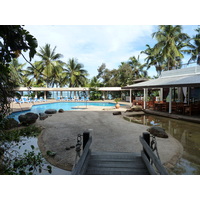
9,102,119,121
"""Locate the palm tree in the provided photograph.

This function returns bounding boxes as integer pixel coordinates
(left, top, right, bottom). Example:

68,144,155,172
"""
128,56,148,79
37,44,65,87
141,44,164,76
184,27,200,65
24,61,45,86
65,58,88,87
9,58,26,85
152,25,190,70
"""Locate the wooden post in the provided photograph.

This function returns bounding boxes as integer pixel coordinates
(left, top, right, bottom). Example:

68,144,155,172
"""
83,132,90,150
143,132,150,161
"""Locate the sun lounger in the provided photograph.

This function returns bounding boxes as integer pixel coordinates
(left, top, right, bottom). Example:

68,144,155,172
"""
29,97,36,103
40,97,47,102
22,97,31,103
14,98,23,104
34,98,42,102
56,97,61,101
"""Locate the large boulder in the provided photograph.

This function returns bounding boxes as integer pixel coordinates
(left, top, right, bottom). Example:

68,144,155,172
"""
58,109,64,113
39,113,48,120
132,106,143,112
147,126,168,138
3,118,19,130
18,112,38,125
45,109,57,114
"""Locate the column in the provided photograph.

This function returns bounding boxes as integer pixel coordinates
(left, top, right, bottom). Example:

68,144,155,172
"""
169,87,172,113
130,89,132,104
44,91,47,100
160,88,163,101
143,88,148,109
35,91,38,98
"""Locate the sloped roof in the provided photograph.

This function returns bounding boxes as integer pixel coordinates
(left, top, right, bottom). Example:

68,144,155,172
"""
122,66,200,89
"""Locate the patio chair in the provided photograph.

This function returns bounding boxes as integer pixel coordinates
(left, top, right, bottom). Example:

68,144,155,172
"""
40,97,47,102
56,97,61,101
85,97,89,101
34,98,42,102
22,97,31,103
80,96,85,101
14,98,23,104
29,97,36,103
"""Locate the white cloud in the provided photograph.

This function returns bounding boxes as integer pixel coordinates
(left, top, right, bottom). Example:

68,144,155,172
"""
22,25,155,78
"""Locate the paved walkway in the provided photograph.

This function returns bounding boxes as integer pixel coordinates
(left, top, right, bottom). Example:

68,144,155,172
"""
36,110,183,172
10,100,183,172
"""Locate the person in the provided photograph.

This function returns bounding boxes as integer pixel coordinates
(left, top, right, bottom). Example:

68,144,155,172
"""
102,95,105,101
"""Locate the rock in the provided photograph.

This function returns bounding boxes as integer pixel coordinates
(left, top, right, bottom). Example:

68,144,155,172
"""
147,126,168,138
39,113,48,120
3,118,19,130
18,112,38,125
58,109,64,113
113,111,122,115
132,106,143,112
45,109,57,114
46,150,56,157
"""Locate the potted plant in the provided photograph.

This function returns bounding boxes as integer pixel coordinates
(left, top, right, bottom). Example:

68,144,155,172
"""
114,98,121,109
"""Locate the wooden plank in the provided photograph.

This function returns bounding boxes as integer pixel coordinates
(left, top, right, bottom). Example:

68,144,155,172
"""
71,137,92,175
141,151,157,175
87,161,147,168
90,152,141,160
89,158,145,163
85,168,149,175
139,136,168,175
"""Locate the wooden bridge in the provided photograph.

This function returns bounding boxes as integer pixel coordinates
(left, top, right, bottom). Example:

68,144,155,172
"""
71,132,168,175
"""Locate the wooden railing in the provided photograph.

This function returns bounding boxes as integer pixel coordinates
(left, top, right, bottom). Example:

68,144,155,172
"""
139,132,168,175
71,133,92,175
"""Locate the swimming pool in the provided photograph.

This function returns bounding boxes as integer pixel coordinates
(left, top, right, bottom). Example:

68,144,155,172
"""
9,102,122,121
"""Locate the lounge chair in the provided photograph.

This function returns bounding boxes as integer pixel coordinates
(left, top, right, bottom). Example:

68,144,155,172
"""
85,97,89,101
56,97,61,101
40,97,47,102
14,98,23,104
34,98,42,102
29,97,36,103
22,97,31,103
63,97,70,101
80,96,85,101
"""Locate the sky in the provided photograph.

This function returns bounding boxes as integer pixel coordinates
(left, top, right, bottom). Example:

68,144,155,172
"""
19,25,200,79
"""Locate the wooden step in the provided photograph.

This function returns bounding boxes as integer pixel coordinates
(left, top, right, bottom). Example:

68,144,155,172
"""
84,151,150,175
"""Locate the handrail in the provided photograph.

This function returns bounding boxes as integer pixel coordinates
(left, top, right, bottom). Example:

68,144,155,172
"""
139,135,168,175
71,136,92,175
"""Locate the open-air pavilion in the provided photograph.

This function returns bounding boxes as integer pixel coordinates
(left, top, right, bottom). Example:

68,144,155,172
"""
122,66,200,116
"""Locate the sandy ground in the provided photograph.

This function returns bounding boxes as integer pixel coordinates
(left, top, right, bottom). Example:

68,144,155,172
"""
36,110,183,172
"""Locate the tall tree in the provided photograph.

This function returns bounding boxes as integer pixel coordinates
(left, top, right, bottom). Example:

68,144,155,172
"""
36,44,65,87
128,56,148,79
65,58,88,87
152,25,190,70
9,58,26,85
141,44,164,76
0,25,37,120
184,27,200,65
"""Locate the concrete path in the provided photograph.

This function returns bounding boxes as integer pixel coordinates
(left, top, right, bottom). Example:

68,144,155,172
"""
36,111,183,172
